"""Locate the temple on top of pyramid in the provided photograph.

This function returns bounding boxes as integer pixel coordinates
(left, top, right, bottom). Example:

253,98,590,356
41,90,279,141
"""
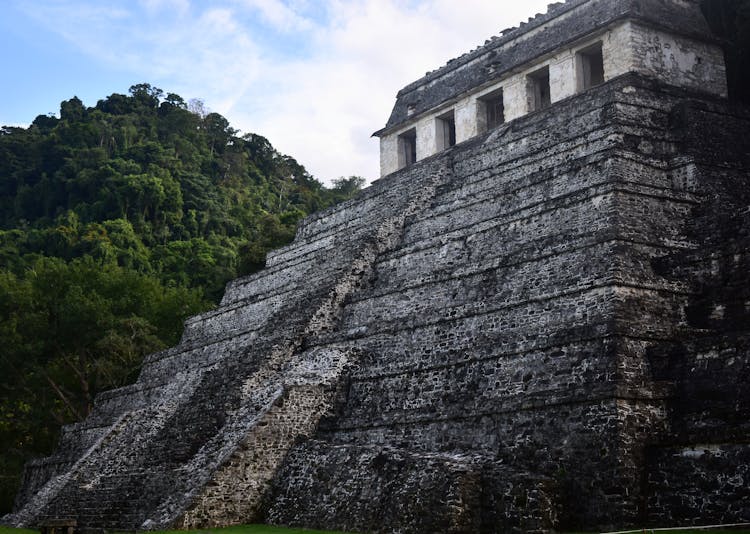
374,0,726,176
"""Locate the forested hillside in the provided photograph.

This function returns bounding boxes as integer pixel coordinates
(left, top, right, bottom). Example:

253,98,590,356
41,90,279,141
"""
0,84,364,512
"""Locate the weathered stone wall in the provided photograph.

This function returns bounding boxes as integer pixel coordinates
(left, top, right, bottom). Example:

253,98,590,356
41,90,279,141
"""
640,99,750,526
376,0,726,179
265,75,750,531
378,4,727,176
382,0,718,131
179,384,335,528
265,442,558,534
5,72,749,534
646,444,750,525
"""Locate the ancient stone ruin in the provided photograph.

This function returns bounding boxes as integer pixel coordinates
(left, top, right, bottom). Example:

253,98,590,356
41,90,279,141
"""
5,0,750,532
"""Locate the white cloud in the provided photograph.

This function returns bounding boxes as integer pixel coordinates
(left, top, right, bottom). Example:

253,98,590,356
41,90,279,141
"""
233,0,314,32
228,0,553,182
16,0,553,183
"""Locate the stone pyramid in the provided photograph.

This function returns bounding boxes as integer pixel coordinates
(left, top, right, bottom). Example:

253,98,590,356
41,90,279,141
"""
6,0,750,531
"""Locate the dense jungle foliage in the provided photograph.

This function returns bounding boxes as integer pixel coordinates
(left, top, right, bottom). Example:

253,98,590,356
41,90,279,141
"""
0,83,364,512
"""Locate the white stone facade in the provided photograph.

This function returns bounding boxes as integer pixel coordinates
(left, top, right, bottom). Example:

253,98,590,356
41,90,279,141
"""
378,20,727,177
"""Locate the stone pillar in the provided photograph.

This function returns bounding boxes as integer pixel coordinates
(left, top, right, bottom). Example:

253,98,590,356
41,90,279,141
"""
379,133,399,177
550,54,576,103
416,115,437,160
455,99,478,143
503,77,527,122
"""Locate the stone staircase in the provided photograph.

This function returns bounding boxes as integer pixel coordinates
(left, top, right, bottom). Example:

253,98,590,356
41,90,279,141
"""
7,158,452,530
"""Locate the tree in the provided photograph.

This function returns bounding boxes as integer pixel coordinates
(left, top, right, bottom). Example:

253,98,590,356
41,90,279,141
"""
59,97,85,122
163,93,186,109
0,257,207,512
202,112,236,156
187,98,208,118
331,176,366,196
128,83,164,110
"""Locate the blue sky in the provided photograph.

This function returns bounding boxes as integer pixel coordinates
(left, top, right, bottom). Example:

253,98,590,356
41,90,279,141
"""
0,0,551,183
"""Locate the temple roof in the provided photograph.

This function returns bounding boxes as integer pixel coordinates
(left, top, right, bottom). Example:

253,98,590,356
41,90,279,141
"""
375,0,716,136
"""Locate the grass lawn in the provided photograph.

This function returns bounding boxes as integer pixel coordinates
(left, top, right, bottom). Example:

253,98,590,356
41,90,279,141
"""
564,531,750,534
0,528,38,534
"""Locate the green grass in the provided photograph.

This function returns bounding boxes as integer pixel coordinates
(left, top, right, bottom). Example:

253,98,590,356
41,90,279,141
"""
562,531,750,534
643,531,750,534
0,528,38,534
